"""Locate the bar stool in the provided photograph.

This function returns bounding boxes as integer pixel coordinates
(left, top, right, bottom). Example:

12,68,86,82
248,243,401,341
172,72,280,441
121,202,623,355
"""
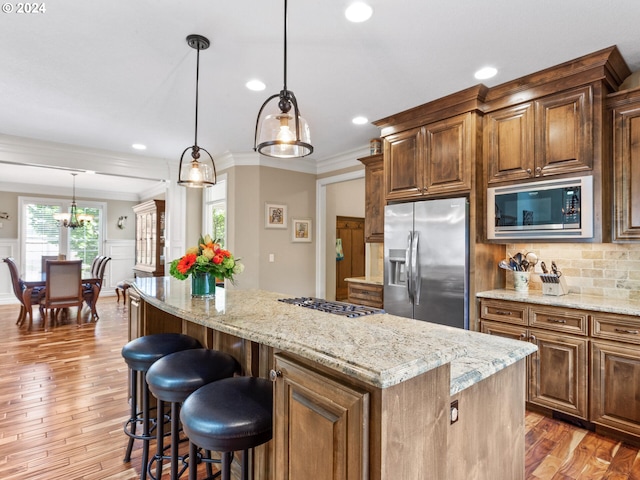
180,377,273,480
121,333,202,480
146,349,240,480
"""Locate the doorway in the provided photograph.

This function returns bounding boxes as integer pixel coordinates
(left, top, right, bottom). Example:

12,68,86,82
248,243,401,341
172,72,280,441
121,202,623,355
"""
335,216,365,300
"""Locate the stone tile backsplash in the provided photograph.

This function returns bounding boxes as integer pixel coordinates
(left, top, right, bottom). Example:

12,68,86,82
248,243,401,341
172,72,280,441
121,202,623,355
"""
506,242,640,301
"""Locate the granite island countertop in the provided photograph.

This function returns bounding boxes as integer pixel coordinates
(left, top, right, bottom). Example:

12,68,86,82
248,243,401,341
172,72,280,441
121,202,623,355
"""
477,289,640,317
133,277,536,394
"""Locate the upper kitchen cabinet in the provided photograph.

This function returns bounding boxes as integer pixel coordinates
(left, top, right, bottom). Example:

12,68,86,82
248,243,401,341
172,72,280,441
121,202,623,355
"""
375,85,486,203
484,46,630,186
133,199,165,278
608,86,640,242
358,153,384,242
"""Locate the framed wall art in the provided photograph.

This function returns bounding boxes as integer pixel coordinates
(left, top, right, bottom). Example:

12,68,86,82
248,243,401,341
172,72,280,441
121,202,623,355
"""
291,218,312,242
265,203,287,229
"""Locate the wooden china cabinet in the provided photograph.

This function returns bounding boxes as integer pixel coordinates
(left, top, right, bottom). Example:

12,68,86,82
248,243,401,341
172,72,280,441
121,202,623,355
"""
133,199,165,278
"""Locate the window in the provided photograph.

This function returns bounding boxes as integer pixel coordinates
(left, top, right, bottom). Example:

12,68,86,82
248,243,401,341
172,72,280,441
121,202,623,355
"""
203,175,227,246
20,197,106,277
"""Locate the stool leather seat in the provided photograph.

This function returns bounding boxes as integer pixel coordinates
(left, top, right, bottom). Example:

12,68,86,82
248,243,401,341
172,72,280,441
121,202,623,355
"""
181,376,273,453
147,349,240,403
122,333,202,371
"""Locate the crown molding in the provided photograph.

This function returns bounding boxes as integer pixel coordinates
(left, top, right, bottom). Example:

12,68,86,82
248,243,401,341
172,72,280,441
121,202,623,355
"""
0,181,144,202
315,145,370,175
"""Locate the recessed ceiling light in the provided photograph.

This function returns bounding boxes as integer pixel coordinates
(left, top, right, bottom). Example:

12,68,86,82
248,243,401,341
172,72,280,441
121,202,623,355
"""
474,66,498,80
345,2,373,23
132,143,147,150
246,79,266,91
352,116,369,125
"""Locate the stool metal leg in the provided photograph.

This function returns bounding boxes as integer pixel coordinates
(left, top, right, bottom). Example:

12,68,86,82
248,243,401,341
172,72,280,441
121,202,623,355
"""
149,398,165,479
171,401,180,479
188,441,198,480
123,369,138,462
241,449,249,480
141,371,150,480
221,451,233,480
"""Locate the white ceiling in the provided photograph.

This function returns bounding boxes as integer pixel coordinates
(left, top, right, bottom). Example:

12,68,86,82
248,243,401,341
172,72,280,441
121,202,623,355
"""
1,0,640,194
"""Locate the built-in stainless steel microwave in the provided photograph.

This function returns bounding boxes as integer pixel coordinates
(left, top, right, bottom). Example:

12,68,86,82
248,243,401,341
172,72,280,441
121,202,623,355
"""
487,175,593,240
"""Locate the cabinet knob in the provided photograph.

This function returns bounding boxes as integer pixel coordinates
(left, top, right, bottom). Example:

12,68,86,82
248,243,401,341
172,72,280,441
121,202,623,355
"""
269,369,282,382
528,334,537,343
526,168,532,175
519,332,527,340
535,167,542,176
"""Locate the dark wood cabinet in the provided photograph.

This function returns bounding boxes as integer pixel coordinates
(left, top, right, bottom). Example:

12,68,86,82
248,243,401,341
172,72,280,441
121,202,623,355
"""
486,86,593,184
480,300,588,419
133,199,165,278
357,154,384,242
273,353,369,480
346,281,383,308
481,298,640,442
383,113,473,201
335,217,365,301
608,87,640,241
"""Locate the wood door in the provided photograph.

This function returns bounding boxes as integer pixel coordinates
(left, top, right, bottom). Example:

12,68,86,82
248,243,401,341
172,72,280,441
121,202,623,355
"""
528,329,588,419
273,354,369,480
485,103,535,184
384,127,424,201
359,154,384,242
423,112,472,195
610,89,640,241
335,217,365,301
534,85,593,177
591,339,640,436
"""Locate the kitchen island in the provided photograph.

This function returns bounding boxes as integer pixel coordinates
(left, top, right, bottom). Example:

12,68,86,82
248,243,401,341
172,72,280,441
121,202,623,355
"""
130,277,536,480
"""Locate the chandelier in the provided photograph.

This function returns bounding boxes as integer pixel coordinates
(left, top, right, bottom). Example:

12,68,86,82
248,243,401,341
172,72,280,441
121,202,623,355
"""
53,173,93,228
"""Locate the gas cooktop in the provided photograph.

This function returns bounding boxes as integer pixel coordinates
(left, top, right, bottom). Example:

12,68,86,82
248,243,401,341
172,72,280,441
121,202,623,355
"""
278,297,384,317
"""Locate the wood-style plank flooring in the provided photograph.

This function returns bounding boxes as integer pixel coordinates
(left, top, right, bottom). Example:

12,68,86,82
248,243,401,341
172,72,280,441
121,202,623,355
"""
0,299,639,479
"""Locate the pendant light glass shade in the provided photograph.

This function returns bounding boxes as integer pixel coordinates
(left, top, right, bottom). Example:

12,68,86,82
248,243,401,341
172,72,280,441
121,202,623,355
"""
177,34,217,188
53,173,93,228
254,0,313,158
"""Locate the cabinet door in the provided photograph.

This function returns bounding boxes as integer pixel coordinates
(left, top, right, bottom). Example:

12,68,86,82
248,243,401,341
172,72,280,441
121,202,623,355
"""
612,96,640,241
273,354,369,480
360,154,384,242
528,329,588,419
534,85,593,177
485,103,535,184
423,113,472,195
384,127,424,201
591,340,640,436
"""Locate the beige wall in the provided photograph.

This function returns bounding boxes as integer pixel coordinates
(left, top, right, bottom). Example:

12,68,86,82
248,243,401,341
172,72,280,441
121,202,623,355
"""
324,178,366,300
506,242,640,301
0,191,19,238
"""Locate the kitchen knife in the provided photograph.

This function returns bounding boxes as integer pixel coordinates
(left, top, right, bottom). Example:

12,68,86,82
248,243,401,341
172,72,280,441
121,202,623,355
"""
540,261,548,274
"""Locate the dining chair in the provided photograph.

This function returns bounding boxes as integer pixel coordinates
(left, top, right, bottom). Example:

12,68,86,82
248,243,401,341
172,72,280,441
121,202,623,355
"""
3,257,44,327
40,259,84,328
83,256,111,320
41,255,58,276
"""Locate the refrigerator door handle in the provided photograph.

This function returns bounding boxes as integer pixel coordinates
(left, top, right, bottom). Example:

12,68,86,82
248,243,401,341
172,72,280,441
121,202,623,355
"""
405,231,413,303
412,232,421,305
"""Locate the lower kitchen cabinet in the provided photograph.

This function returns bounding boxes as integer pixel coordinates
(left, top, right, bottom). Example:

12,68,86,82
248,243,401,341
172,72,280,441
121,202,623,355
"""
480,298,640,443
346,280,383,308
528,330,588,419
273,353,369,480
591,340,640,437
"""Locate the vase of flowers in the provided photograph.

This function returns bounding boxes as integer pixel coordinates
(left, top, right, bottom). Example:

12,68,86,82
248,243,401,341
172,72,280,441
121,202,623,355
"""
169,234,243,298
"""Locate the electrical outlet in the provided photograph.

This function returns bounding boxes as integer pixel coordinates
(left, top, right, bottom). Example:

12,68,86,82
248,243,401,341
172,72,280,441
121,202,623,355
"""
269,253,275,262
450,400,459,424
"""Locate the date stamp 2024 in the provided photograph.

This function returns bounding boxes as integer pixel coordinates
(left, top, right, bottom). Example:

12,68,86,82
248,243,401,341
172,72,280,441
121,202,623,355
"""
2,3,46,14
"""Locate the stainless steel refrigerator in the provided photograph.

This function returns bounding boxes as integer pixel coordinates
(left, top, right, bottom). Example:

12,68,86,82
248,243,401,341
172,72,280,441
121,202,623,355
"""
384,197,468,329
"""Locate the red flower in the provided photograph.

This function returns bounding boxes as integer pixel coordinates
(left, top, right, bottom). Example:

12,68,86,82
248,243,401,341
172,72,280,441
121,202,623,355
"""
212,254,224,265
219,249,231,258
177,253,197,274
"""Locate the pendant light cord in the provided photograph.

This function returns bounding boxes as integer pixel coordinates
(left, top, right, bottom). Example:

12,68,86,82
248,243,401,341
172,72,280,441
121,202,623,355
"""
283,0,288,92
194,45,201,148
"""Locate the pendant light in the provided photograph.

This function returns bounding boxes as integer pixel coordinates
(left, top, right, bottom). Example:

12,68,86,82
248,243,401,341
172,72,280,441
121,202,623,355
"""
178,34,217,188
254,0,313,158
53,173,93,228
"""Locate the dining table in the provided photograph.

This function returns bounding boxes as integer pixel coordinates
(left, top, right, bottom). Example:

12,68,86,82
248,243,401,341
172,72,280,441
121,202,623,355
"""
22,272,101,325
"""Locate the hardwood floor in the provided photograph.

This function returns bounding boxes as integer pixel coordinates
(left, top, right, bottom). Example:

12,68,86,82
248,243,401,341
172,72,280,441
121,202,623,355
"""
0,299,639,479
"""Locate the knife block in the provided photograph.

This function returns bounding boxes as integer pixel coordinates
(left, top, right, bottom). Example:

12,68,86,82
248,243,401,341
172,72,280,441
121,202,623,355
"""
541,274,569,296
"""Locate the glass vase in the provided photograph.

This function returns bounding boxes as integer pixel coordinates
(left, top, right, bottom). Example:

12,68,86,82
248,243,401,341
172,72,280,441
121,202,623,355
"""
191,271,216,298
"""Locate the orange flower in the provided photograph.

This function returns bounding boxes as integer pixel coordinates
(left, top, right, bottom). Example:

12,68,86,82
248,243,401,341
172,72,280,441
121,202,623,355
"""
218,249,231,258
212,254,224,265
177,253,197,274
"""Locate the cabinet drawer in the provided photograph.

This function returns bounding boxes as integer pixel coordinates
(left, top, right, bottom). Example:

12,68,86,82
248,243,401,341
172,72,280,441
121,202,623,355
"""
479,299,527,325
529,306,588,335
592,313,640,345
347,283,383,308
